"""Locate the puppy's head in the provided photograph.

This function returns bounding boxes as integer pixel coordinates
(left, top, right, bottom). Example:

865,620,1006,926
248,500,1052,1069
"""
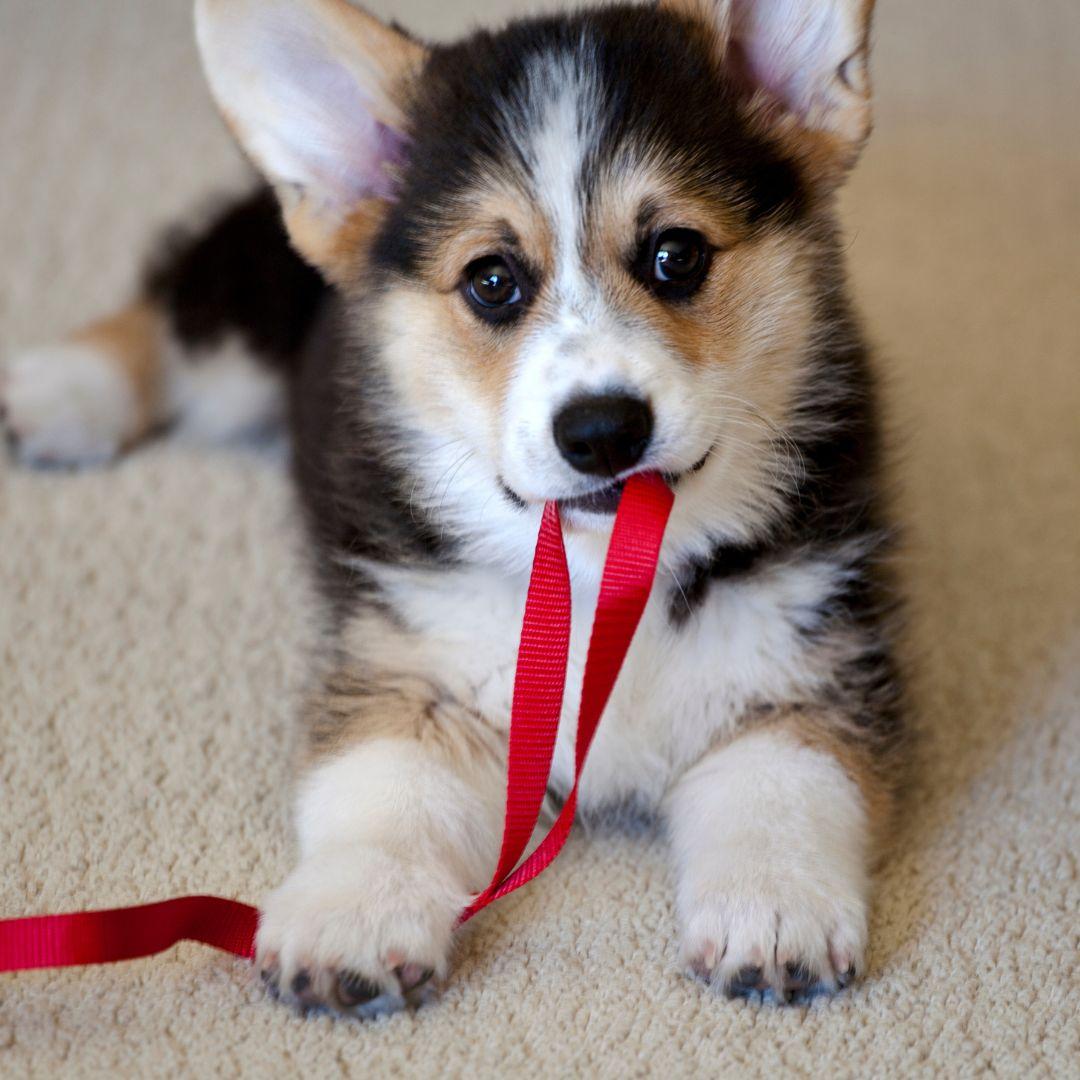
197,0,876,567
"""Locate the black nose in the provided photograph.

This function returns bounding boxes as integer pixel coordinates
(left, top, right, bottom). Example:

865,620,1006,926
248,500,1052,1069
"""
552,393,654,476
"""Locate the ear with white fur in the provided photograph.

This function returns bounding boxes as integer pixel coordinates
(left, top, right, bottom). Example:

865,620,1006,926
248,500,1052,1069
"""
195,0,426,282
667,0,876,176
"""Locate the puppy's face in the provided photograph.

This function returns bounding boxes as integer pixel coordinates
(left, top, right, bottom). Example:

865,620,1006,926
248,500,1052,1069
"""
197,0,875,558
374,22,816,535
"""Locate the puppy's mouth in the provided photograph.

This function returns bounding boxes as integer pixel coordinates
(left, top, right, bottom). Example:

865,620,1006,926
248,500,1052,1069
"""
558,480,628,515
503,447,713,516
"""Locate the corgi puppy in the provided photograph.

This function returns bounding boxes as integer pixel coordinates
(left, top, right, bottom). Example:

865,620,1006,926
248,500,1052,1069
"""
2,0,906,1013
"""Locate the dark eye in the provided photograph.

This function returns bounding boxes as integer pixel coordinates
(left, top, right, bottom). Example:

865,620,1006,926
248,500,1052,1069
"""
464,256,523,321
642,228,711,299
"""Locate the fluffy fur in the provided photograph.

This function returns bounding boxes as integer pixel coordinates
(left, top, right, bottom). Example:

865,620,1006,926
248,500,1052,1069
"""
0,0,906,1014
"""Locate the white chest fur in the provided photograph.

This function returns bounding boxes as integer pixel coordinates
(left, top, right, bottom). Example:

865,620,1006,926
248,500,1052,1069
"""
350,550,841,813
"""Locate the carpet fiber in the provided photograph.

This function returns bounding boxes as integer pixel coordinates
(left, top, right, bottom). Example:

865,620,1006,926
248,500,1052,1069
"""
1,0,1077,1075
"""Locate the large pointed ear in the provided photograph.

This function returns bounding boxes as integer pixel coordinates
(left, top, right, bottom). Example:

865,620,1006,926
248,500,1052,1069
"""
195,0,427,282
666,0,876,180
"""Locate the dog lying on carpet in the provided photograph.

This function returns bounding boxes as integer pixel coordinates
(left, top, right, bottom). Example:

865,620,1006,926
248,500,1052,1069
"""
2,0,906,1014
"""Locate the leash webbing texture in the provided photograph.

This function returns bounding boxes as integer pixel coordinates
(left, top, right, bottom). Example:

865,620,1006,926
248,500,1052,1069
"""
0,896,259,972
0,473,674,971
459,471,674,918
458,498,572,918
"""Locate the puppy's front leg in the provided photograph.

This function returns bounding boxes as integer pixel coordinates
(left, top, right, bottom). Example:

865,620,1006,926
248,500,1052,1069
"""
668,720,890,1004
257,672,505,1017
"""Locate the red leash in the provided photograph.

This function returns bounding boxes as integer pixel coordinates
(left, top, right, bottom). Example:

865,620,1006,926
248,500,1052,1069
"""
0,897,260,971
0,473,673,972
461,471,673,918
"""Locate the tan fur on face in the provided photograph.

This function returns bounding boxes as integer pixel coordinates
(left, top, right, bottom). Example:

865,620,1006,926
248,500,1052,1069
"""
377,283,524,432
587,158,816,397
371,179,560,443
422,184,556,293
380,150,815,455
591,157,748,262
654,229,815,397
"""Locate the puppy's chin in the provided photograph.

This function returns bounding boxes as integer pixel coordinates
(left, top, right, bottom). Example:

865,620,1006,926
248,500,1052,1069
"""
559,505,620,533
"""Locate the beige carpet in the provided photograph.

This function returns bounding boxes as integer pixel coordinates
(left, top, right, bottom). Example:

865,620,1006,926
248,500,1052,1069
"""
1,0,1077,1075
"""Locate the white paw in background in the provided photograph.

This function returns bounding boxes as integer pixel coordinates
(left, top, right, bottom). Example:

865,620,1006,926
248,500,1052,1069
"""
255,844,468,1019
679,841,868,1004
1,342,135,466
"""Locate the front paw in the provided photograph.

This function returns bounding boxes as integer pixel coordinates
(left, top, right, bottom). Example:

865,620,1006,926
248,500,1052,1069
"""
680,860,867,1004
256,845,466,1019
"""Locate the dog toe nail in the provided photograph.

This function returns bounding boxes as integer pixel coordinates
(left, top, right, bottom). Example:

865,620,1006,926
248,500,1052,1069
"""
395,964,434,994
727,965,766,997
336,970,381,1008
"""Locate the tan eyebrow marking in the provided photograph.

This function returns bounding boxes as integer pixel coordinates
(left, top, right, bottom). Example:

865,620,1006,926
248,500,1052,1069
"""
416,183,556,292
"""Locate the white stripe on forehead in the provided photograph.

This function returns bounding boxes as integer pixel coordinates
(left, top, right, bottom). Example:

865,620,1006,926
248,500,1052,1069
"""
513,47,601,309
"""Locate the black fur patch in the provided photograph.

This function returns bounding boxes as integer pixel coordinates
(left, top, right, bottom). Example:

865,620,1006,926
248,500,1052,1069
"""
668,540,771,625
288,298,457,607
145,187,327,368
145,194,454,605
144,189,454,603
374,6,805,280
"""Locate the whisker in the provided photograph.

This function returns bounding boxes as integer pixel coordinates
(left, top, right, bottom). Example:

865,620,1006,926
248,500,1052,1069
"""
436,449,477,541
407,437,469,523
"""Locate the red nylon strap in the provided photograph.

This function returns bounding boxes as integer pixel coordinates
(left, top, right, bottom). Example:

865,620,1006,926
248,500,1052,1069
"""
0,896,258,971
0,472,673,970
461,499,572,914
460,471,674,919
